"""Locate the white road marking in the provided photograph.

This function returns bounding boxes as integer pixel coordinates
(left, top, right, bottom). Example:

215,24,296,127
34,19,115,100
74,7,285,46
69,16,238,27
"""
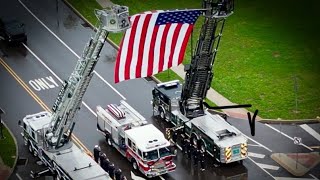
248,157,276,179
309,174,319,180
265,124,313,151
16,173,23,180
300,124,320,143
248,152,265,159
248,143,261,147
94,71,126,100
256,163,280,170
275,177,317,180
243,134,273,152
18,0,126,100
22,43,97,117
131,171,146,180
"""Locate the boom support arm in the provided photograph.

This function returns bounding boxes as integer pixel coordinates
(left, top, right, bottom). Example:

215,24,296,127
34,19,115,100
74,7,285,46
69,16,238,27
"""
180,0,234,118
45,6,131,150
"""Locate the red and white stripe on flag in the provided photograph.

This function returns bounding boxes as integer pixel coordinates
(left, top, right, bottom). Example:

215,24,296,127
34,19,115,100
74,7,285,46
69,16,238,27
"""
114,9,203,83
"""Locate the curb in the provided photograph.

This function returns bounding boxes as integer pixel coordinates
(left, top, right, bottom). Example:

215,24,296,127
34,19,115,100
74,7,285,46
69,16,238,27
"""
63,0,319,124
259,119,320,124
1,121,19,180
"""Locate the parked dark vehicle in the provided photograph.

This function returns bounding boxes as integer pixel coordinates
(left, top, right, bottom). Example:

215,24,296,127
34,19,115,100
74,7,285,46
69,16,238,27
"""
0,18,27,44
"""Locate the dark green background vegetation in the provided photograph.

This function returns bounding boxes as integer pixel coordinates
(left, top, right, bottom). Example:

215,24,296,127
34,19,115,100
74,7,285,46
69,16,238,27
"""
0,126,16,168
67,0,320,119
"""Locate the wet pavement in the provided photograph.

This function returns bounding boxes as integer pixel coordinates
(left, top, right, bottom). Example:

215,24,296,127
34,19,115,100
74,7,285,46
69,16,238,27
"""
0,0,319,179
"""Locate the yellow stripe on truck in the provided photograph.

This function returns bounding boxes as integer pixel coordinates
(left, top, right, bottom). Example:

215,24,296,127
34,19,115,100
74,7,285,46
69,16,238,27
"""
225,147,232,162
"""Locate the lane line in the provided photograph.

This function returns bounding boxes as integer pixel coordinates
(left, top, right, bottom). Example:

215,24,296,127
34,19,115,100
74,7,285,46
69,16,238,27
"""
248,157,276,179
300,124,320,143
18,0,126,100
265,124,313,151
309,174,319,180
243,134,272,152
0,58,92,156
248,152,265,159
0,59,47,110
248,143,261,147
274,177,316,180
22,43,97,117
16,173,23,180
256,163,280,171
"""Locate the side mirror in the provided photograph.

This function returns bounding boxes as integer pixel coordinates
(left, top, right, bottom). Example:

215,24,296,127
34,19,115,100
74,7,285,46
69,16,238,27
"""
18,120,21,126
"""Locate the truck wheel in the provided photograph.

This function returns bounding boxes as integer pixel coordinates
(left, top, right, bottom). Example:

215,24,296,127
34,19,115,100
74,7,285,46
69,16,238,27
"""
132,160,138,170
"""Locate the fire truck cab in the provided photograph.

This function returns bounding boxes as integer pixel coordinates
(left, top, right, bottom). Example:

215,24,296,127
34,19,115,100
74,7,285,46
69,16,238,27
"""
97,100,176,178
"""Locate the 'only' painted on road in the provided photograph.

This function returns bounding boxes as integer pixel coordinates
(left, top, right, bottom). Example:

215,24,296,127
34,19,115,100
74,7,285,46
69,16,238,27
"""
29,76,59,91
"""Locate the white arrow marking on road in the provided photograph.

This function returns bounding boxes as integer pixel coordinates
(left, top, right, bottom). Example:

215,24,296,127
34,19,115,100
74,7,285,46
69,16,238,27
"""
300,124,320,143
18,0,126,100
248,152,265,159
265,124,313,151
256,163,280,170
131,171,146,180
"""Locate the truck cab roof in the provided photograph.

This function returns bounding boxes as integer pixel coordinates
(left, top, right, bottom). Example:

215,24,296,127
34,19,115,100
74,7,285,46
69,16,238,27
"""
125,124,170,152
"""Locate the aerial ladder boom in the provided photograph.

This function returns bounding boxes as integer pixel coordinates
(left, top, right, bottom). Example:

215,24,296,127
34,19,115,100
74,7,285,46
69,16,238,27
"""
45,6,131,150
180,0,234,118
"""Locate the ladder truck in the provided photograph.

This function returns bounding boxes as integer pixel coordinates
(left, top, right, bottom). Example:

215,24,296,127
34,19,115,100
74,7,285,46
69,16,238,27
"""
152,0,255,165
96,100,176,178
18,5,131,179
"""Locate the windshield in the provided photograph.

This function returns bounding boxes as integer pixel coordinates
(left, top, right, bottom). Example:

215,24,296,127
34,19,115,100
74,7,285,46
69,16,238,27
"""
159,147,171,158
143,150,159,161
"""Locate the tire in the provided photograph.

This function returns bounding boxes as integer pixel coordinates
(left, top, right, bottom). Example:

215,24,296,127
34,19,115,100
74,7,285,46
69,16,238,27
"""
132,160,138,170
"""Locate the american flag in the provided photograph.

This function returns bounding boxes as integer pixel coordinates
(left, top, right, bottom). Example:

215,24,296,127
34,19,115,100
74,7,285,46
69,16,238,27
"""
114,9,204,83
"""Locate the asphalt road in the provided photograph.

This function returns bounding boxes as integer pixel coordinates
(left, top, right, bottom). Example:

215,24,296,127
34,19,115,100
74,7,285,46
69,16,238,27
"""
0,0,319,179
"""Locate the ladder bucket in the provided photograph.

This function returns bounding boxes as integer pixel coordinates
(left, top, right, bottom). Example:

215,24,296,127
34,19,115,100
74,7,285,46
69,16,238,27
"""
95,5,131,33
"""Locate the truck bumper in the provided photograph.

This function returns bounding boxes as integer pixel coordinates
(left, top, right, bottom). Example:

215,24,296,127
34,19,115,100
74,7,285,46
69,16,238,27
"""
144,163,176,178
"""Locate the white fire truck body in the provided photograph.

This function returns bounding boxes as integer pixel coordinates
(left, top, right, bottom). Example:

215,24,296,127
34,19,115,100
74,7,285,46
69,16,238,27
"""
21,112,109,179
96,100,176,178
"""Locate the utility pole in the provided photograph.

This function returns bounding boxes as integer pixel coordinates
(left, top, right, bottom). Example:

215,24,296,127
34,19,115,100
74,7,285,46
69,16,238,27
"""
0,107,5,139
